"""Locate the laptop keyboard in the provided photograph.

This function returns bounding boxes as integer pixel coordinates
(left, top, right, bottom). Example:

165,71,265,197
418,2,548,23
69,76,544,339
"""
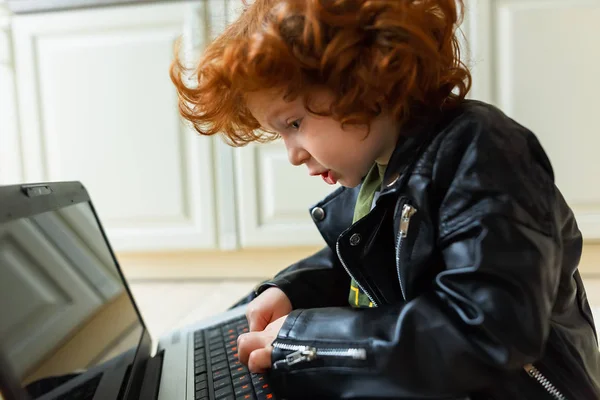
193,316,277,400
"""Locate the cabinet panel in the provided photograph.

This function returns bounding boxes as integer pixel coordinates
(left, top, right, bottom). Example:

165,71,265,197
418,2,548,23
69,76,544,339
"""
464,0,600,239
0,2,22,184
11,2,217,251
235,142,334,247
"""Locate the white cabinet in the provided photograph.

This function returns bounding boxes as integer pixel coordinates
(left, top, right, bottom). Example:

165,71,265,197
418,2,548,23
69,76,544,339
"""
9,1,218,252
462,0,600,240
234,142,334,247
0,0,21,184
2,0,599,253
201,1,332,248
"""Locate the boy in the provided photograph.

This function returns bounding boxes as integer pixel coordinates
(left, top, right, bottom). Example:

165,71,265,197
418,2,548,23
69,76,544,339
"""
171,0,600,398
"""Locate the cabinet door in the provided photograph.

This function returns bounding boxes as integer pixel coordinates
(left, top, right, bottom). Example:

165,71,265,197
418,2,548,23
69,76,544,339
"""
462,0,600,239
193,0,333,248
235,142,335,247
0,1,22,185
11,1,216,251
0,219,103,379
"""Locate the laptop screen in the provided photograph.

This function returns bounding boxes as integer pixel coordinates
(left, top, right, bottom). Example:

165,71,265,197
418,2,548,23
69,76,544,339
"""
0,201,144,399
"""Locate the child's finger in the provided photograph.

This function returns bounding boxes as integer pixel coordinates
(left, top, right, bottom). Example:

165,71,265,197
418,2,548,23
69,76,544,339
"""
247,347,272,373
246,305,270,332
237,332,269,365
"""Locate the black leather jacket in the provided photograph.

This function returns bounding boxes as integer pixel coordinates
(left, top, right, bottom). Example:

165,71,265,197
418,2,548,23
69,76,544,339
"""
251,100,600,399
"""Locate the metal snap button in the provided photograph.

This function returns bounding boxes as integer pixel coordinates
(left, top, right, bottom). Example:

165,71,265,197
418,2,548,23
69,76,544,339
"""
311,206,325,221
349,233,361,246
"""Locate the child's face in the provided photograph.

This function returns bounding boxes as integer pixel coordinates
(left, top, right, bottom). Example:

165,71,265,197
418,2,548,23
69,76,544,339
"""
246,88,400,188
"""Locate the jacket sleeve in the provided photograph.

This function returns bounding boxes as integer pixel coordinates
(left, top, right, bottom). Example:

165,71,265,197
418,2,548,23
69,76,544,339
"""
229,186,357,310
267,120,563,398
256,246,351,309
228,246,351,309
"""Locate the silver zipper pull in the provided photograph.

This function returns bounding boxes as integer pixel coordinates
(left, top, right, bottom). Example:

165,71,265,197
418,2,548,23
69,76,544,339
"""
285,347,317,366
399,204,417,237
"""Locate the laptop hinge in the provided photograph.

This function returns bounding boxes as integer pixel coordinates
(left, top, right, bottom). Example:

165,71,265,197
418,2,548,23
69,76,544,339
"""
138,350,164,400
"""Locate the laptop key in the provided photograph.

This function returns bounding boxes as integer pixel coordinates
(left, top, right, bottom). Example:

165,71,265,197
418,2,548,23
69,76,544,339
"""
236,393,256,400
224,327,236,335
195,373,207,384
195,350,205,358
213,376,232,388
195,380,208,391
232,374,250,388
226,343,237,352
210,347,226,357
195,359,206,367
234,383,252,397
211,354,227,364
254,387,274,400
214,385,233,399
231,366,247,379
195,388,208,399
251,375,265,387
212,367,229,381
226,346,238,356
213,360,228,371
228,353,239,363
210,344,225,353
210,334,224,343
195,365,207,375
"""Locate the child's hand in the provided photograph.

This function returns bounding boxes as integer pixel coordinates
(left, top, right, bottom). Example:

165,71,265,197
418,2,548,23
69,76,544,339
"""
237,315,287,373
246,287,292,332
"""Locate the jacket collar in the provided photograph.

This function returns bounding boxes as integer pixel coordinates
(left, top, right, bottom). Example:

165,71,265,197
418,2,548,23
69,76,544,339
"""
379,109,446,198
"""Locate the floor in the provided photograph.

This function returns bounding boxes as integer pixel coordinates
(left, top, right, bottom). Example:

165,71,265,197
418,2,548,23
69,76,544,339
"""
127,279,259,340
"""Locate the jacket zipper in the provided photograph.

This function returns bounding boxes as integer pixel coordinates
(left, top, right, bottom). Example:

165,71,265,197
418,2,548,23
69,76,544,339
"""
336,238,378,307
395,203,417,301
272,342,367,368
524,364,567,400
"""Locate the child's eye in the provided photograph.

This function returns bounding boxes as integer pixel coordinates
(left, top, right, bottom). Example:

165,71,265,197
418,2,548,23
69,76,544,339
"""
287,118,303,130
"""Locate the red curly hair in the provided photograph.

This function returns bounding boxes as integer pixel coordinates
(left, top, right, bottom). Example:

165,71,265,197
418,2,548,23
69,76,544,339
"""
170,0,471,146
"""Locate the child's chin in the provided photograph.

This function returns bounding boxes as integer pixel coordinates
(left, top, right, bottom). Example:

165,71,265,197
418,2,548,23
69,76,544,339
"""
338,177,359,188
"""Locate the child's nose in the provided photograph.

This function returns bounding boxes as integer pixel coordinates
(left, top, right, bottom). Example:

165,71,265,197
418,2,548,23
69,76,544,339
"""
287,146,310,166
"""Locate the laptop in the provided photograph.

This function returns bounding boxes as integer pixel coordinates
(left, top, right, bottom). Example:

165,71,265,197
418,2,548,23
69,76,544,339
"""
0,181,278,400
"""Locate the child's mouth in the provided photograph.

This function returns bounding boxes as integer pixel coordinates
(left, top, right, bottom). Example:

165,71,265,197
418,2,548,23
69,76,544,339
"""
321,170,337,185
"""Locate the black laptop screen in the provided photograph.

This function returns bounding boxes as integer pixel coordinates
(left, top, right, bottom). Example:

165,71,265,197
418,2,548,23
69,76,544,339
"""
0,202,144,399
